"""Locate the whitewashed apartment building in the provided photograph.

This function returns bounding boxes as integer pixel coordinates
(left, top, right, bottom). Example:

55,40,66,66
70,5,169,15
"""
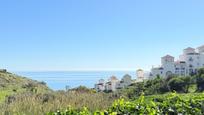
150,45,204,77
95,74,132,92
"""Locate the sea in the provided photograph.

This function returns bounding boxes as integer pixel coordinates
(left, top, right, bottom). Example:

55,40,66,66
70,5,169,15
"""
14,71,136,90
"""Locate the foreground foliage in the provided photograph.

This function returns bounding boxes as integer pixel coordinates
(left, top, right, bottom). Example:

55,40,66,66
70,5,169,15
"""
0,91,118,115
48,92,204,115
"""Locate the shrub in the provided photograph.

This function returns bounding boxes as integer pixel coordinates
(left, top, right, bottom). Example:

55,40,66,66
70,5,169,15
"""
48,93,204,115
168,77,185,92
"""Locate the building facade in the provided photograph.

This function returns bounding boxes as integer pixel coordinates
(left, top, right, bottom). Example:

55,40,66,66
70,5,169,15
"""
105,76,119,91
150,45,204,77
95,74,132,92
118,74,132,88
136,69,145,82
94,79,106,92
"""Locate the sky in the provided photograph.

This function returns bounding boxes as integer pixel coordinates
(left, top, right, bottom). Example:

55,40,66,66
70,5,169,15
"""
0,0,204,71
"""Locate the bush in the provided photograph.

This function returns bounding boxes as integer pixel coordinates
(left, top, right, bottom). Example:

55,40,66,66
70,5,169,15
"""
168,77,186,92
48,93,204,115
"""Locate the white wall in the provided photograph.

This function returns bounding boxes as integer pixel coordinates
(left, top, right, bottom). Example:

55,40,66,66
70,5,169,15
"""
151,45,204,77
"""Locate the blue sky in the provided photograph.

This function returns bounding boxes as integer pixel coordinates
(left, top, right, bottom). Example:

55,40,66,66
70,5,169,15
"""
0,0,204,71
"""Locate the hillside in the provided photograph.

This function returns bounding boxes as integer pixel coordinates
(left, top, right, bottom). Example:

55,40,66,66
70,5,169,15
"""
0,70,51,102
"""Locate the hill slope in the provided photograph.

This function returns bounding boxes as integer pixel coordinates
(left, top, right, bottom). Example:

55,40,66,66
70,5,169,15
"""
0,71,51,102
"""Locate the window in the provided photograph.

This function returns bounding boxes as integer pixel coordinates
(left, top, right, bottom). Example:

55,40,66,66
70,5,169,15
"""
189,57,193,61
159,68,164,70
189,64,193,68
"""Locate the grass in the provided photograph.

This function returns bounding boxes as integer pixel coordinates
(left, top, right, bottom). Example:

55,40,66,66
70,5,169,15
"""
0,72,119,114
0,71,51,103
1,88,204,115
0,91,119,115
0,90,13,102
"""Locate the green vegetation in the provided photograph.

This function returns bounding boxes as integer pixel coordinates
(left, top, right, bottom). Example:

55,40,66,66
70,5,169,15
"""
0,71,51,102
196,68,204,92
0,71,118,114
48,92,204,115
0,88,118,115
1,68,204,114
116,69,204,99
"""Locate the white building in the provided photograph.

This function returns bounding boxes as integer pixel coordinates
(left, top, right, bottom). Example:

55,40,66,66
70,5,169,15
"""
94,79,105,92
136,69,145,82
150,45,204,77
95,74,133,92
105,76,119,91
117,74,132,88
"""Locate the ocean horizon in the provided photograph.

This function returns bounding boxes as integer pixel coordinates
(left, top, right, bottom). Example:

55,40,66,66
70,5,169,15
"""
14,71,136,90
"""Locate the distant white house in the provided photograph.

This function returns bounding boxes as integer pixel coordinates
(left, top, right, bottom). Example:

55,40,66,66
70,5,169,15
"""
117,74,132,88
105,76,119,91
150,45,204,77
136,69,145,82
95,74,132,92
94,79,105,92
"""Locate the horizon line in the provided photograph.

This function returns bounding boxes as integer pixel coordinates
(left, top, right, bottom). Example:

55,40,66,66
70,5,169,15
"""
10,68,150,72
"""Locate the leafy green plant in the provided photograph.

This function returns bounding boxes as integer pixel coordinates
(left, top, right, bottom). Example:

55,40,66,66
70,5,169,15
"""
48,93,204,115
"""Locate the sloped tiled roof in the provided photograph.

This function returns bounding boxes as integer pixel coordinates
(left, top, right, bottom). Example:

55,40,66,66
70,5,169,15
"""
162,55,174,58
184,47,195,50
110,76,118,80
